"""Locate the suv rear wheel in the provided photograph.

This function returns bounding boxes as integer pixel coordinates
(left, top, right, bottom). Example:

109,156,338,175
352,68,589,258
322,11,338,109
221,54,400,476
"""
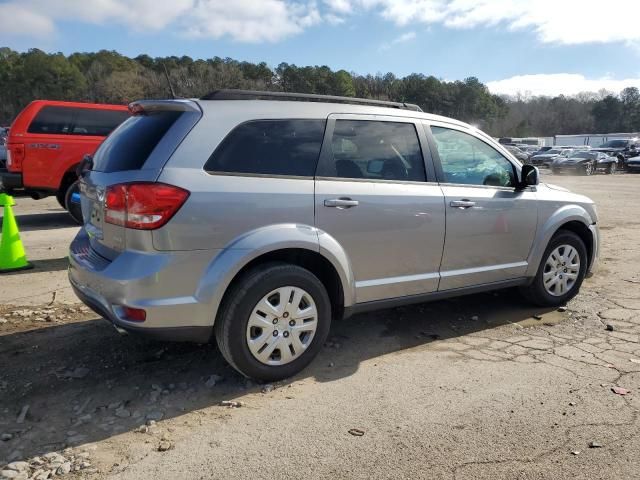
520,230,588,307
215,263,332,381
64,180,83,224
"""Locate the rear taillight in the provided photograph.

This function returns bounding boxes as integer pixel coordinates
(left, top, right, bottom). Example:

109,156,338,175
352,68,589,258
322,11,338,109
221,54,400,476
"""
104,182,189,230
6,144,24,171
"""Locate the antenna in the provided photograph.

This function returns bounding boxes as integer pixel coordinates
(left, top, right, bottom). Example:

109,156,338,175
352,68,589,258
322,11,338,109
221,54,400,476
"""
162,63,178,99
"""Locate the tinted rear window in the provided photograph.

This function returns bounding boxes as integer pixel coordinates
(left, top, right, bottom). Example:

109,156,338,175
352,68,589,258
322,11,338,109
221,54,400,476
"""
27,106,128,136
92,111,182,173
205,120,326,177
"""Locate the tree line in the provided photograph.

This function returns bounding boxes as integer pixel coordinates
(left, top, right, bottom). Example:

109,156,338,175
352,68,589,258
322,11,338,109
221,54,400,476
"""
1,47,639,137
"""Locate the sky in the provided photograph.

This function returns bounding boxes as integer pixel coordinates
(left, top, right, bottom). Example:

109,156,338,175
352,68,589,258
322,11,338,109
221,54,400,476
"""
1,0,640,97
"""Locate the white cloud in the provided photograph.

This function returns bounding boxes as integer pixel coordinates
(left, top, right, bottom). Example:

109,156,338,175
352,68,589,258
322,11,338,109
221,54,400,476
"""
324,0,353,13
339,0,640,45
0,3,54,37
379,30,416,51
4,0,640,46
185,0,321,43
487,74,640,97
0,0,321,43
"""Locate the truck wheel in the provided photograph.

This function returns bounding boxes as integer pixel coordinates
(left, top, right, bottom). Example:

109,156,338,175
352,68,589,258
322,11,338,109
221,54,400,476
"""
64,180,83,224
215,262,332,381
520,230,588,307
56,190,67,209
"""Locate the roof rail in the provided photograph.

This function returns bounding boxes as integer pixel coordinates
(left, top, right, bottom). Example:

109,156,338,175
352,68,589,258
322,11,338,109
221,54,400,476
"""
200,89,423,112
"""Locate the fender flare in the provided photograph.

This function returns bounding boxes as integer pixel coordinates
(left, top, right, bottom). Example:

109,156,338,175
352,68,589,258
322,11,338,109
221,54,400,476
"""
194,223,355,325
525,205,596,277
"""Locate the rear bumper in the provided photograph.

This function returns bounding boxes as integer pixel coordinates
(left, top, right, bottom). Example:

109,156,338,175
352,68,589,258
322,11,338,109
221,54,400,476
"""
0,169,23,189
68,229,218,343
70,281,211,342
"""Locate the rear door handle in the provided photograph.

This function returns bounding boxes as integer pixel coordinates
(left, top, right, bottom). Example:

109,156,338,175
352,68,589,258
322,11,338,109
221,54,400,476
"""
449,200,476,209
324,198,359,208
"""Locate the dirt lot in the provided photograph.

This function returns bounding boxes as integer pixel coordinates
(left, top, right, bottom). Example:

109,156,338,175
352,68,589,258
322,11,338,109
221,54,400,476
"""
1,173,639,480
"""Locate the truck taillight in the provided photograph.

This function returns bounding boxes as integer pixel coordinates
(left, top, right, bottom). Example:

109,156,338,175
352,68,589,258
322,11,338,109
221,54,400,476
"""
104,182,189,230
6,144,24,171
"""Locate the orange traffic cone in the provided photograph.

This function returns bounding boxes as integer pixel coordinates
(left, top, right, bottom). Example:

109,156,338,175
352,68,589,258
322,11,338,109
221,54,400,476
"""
0,193,33,273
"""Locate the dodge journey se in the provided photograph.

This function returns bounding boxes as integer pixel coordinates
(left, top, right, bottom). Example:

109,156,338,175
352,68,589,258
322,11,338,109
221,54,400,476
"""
69,90,599,381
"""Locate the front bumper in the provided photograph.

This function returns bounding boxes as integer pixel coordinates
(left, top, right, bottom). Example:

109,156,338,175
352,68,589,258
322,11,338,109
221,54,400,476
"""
627,162,640,170
68,229,218,343
551,163,581,171
0,169,23,189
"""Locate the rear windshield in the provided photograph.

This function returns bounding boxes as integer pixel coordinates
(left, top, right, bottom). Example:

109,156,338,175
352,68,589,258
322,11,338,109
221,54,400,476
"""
27,106,128,136
92,111,182,173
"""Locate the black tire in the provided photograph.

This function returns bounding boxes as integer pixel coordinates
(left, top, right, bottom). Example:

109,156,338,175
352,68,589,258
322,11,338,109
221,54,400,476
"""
520,230,588,307
64,180,83,224
215,262,332,381
607,162,616,175
56,190,67,209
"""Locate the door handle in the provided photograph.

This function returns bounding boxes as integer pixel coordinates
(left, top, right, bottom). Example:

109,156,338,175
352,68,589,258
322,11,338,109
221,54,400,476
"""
324,198,359,208
449,200,476,209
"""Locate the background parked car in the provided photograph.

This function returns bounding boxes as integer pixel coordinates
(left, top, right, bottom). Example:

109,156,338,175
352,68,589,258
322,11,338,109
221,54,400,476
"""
530,148,573,167
532,146,552,156
504,145,530,163
551,150,617,175
591,138,640,170
1,101,129,222
626,155,640,172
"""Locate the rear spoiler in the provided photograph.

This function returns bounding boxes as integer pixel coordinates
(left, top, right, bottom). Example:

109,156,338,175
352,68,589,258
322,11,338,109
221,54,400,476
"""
128,99,201,115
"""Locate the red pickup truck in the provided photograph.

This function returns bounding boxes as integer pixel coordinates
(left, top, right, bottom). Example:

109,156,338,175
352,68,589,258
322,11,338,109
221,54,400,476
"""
1,100,129,222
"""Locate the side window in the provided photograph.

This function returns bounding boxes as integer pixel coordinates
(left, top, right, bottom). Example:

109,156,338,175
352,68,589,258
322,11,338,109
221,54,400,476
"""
27,106,73,134
27,106,129,136
71,109,129,136
205,120,326,177
430,126,516,187
322,120,426,182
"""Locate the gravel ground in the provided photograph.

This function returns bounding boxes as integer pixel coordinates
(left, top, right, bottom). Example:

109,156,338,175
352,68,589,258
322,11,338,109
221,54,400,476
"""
1,172,639,480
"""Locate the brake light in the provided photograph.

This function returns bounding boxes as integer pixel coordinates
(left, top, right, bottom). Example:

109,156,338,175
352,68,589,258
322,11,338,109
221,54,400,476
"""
6,144,24,171
104,182,189,230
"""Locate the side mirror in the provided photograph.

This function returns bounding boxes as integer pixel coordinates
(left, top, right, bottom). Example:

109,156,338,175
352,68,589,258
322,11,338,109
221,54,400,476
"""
519,164,539,188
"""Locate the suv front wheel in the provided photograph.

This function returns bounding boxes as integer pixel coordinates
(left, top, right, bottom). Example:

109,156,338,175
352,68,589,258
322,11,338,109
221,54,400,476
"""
215,263,332,381
520,230,588,307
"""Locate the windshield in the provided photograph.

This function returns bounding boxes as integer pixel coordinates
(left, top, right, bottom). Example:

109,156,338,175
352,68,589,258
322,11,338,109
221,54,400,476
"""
545,149,562,154
598,140,628,148
569,151,596,159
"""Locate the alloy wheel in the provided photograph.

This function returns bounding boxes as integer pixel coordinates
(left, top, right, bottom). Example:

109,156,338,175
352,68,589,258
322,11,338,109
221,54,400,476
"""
584,162,593,176
543,245,581,296
246,286,318,365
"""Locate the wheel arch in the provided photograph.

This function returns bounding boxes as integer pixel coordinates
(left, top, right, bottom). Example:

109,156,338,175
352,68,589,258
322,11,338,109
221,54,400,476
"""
526,206,596,277
195,224,356,328
57,165,79,193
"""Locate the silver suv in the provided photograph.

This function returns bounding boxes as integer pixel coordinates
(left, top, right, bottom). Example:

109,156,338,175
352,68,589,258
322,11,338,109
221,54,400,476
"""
69,90,599,381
